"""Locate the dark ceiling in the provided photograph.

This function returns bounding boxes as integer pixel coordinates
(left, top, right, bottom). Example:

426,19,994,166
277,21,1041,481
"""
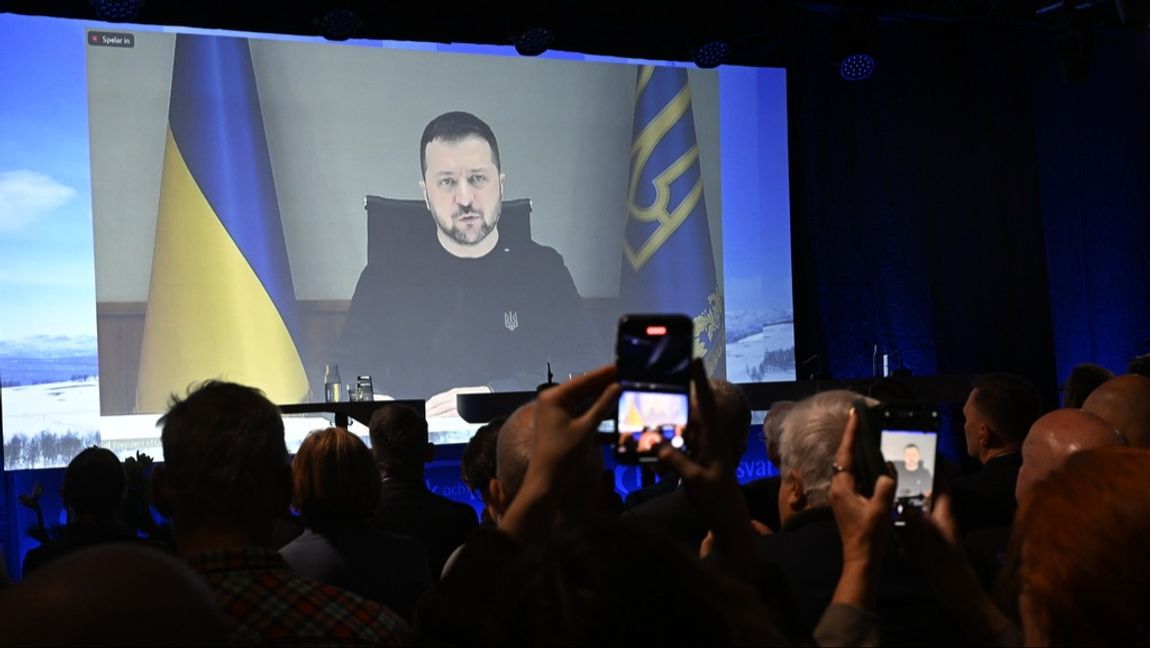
3,0,1144,66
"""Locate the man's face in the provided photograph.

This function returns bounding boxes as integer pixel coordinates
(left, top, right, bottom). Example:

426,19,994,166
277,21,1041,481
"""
962,391,982,458
903,446,920,470
421,135,504,246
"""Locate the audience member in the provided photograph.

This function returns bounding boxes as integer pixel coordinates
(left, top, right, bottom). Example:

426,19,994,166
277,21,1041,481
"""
369,403,478,580
902,446,1150,646
1014,409,1124,505
152,381,410,645
965,408,1124,593
1081,373,1150,447
0,543,227,645
418,363,894,646
1127,352,1150,379
22,446,139,576
952,372,1042,534
1011,446,1150,645
759,389,951,642
279,427,432,622
460,417,505,525
487,399,605,524
741,400,794,531
1061,362,1113,408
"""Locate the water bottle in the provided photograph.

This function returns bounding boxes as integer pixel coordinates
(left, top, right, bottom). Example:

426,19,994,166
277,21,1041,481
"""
323,364,344,402
354,375,374,402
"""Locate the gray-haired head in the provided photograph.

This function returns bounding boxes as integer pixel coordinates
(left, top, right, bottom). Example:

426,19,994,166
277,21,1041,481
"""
779,390,874,509
762,400,795,466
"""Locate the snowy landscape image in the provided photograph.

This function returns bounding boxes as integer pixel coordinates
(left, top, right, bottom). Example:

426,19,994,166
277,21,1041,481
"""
1,335,101,470
725,307,795,383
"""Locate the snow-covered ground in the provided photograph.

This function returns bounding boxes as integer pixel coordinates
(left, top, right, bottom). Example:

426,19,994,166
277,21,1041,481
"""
726,322,796,383
1,378,101,438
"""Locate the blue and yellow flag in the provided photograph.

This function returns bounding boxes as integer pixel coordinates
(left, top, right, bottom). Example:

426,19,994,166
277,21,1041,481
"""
620,65,725,376
135,35,308,412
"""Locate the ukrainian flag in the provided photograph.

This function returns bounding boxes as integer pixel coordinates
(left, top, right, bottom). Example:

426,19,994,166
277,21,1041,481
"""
620,65,725,376
135,35,308,412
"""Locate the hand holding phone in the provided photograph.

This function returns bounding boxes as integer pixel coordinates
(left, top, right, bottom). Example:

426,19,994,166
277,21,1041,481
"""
852,399,941,526
614,314,692,464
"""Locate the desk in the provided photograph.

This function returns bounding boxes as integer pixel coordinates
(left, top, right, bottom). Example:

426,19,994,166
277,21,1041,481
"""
279,399,425,429
456,375,976,423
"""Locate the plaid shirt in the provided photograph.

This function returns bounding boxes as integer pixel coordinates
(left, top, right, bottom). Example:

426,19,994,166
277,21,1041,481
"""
189,547,411,646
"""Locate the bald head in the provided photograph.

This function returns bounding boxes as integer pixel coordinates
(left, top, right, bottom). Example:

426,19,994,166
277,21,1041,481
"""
495,402,536,510
1016,409,1124,504
1081,374,1150,447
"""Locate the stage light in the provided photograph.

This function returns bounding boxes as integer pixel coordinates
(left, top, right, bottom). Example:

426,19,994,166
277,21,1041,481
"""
693,40,731,69
314,8,363,42
839,53,876,81
89,0,144,22
514,27,554,57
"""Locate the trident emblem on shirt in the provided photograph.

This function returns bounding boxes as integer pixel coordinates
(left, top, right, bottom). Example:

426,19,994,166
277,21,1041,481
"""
504,311,519,331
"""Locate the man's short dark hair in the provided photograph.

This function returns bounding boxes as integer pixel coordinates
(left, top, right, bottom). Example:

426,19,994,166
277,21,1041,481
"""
420,111,501,177
1063,363,1114,408
368,403,429,477
461,417,504,496
158,381,287,520
904,443,920,452
970,373,1043,446
710,379,752,464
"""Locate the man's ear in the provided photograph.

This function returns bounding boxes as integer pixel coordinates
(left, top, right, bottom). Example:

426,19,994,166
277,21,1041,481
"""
787,469,808,511
489,478,508,518
978,424,992,449
151,464,173,518
419,179,431,211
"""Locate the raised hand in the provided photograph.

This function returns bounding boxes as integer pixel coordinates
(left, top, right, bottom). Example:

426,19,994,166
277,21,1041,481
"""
498,365,619,541
827,407,896,610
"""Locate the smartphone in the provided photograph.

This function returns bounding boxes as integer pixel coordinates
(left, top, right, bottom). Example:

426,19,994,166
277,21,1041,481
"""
852,400,940,526
614,314,693,464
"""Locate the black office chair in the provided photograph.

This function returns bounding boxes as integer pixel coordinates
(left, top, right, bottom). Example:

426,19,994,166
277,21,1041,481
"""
363,195,535,264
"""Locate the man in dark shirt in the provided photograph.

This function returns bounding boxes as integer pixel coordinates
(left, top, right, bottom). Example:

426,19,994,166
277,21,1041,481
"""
335,110,602,416
894,443,933,498
952,373,1042,534
369,403,478,580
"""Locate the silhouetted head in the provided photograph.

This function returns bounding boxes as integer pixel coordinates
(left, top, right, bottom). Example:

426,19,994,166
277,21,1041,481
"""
156,381,288,535
1015,408,1124,505
369,403,432,481
1061,363,1114,408
1012,447,1150,645
962,373,1043,462
1081,374,1150,447
62,446,126,520
462,417,504,520
292,427,382,530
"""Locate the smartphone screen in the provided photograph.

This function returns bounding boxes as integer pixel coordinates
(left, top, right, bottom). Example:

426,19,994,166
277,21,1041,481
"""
615,314,692,463
879,429,938,499
615,390,689,459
